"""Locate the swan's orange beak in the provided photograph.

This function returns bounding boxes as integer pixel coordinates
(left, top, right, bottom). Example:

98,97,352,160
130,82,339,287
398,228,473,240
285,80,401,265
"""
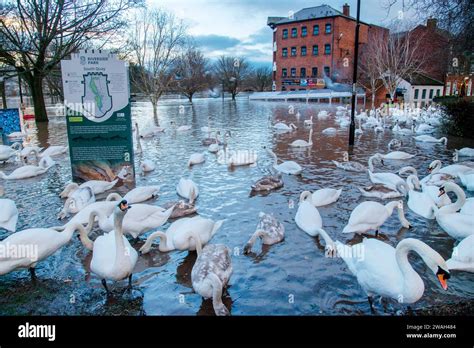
437,274,448,290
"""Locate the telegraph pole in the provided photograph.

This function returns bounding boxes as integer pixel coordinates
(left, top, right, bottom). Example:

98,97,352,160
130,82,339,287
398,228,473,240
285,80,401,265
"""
349,0,361,147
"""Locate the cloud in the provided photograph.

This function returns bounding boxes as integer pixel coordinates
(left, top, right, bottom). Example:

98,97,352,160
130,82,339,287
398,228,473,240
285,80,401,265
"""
193,34,241,50
245,26,273,45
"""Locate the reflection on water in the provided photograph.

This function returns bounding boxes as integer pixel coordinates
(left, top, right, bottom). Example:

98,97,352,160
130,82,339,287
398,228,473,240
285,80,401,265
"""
1,98,473,316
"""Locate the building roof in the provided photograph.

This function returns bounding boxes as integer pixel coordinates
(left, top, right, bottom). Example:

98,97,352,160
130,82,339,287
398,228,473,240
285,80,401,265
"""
405,73,444,86
267,4,370,27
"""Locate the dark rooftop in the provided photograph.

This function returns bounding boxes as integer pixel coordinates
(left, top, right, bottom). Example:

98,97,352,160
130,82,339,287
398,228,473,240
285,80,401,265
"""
405,72,444,86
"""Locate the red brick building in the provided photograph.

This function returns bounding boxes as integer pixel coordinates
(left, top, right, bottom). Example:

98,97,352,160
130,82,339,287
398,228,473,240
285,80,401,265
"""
267,4,387,91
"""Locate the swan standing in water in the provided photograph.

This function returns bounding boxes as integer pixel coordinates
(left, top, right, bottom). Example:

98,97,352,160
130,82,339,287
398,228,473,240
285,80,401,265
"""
302,188,342,207
414,135,447,144
343,200,411,236
446,235,474,272
0,221,90,280
434,183,473,240
0,156,55,180
80,200,138,293
58,186,96,220
60,179,118,198
295,192,335,253
191,243,233,316
0,198,19,232
289,129,313,148
335,238,450,310
244,212,285,254
265,147,302,175
176,178,199,203
139,216,224,253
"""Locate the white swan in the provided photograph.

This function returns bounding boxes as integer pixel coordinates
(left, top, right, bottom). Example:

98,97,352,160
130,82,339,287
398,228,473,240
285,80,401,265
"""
295,192,335,252
208,132,221,153
106,185,160,204
139,216,224,253
265,147,302,175
414,135,447,144
415,123,435,134
88,203,175,239
318,110,329,118
243,212,284,254
455,147,474,158
63,200,118,227
20,145,43,162
176,178,199,203
0,157,55,180
136,122,164,138
0,143,21,162
403,175,437,219
0,198,19,232
0,221,89,280
303,188,342,207
382,151,415,160
289,129,313,148
31,145,68,158
427,160,472,179
322,127,337,135
434,183,473,240
80,200,138,293
367,154,404,190
446,235,474,272
191,243,232,316
332,160,366,172
273,122,297,131
188,153,206,166
140,159,155,173
227,149,257,167
60,179,118,198
177,125,192,132
358,181,408,200
343,200,411,236
58,186,95,220
459,171,474,191
460,197,474,216
304,115,313,126
335,238,450,308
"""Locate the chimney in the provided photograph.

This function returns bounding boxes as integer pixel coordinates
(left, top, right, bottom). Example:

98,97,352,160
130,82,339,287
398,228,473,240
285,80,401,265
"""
343,3,350,16
427,18,437,30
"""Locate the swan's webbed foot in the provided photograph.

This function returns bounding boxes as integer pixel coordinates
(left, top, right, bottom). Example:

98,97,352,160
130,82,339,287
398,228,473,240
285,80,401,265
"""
101,279,110,295
29,268,37,283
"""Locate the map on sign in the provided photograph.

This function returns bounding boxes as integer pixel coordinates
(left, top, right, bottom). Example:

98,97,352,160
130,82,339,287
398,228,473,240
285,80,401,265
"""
81,73,113,119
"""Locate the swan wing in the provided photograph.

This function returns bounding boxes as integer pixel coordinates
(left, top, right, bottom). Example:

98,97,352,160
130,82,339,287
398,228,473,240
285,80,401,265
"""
295,202,322,236
343,202,387,233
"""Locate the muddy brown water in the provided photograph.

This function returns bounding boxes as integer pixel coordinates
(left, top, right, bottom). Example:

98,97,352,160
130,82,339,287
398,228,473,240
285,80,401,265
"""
0,98,473,315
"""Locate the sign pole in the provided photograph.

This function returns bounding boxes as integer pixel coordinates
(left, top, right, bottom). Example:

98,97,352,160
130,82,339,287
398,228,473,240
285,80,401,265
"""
349,0,361,147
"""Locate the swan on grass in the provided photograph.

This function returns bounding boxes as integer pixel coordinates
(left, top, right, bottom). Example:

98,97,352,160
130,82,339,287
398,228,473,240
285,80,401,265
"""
446,235,474,272
303,188,342,207
106,185,160,204
0,156,55,180
265,147,302,175
60,178,118,198
295,192,335,253
79,200,138,293
434,183,473,240
58,186,95,220
0,198,19,232
192,244,233,316
0,220,89,280
176,178,199,203
414,135,447,144
243,212,285,254
335,238,450,309
139,216,224,253
342,200,411,236
289,129,313,148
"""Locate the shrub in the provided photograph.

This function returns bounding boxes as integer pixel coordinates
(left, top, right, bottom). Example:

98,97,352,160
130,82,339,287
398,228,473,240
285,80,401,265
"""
440,98,474,138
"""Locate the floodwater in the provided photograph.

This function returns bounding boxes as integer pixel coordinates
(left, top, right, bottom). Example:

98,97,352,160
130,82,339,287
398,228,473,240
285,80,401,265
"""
1,98,473,316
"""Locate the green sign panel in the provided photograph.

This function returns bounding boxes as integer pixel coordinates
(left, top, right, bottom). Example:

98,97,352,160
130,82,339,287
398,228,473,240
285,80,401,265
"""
61,50,135,187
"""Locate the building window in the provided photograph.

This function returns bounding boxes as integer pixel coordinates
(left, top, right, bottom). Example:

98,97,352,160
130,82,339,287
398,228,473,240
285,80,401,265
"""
282,29,288,39
446,82,451,95
414,89,419,99
282,68,287,77
301,46,307,56
422,89,427,99
282,48,288,57
324,66,330,76
429,89,434,99
290,68,296,77
282,86,287,91
436,89,440,96
324,44,331,55
291,28,297,38
300,67,306,77
301,26,307,37
312,45,318,56
313,25,319,35
312,67,318,77
325,23,332,34
291,47,297,56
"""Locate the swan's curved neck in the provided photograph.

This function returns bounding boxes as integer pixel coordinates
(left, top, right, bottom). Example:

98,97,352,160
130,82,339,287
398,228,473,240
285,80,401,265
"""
63,222,93,250
266,149,278,166
445,185,466,212
113,210,129,268
368,155,379,172
308,129,313,144
142,231,170,252
315,228,334,249
106,193,122,202
385,201,399,215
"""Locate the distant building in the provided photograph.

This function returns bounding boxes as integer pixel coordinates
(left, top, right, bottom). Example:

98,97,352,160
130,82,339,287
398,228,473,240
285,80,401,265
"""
267,4,387,92
396,73,444,107
445,74,473,97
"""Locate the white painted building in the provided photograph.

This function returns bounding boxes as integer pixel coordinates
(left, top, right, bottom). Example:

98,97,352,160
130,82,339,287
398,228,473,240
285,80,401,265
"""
396,73,444,107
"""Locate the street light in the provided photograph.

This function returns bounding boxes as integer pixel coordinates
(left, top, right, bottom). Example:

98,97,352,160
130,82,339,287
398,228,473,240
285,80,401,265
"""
349,0,361,147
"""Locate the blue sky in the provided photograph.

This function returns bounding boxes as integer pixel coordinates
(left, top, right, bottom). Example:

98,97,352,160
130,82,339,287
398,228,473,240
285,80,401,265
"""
149,0,416,66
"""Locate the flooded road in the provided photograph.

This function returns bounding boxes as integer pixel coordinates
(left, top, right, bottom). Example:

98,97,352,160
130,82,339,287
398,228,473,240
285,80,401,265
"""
1,98,473,315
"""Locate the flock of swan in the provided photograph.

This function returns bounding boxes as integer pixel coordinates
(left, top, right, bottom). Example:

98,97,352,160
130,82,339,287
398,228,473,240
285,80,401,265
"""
0,103,473,316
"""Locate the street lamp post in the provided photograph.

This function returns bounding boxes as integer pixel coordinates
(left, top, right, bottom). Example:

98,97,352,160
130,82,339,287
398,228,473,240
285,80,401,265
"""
349,0,361,147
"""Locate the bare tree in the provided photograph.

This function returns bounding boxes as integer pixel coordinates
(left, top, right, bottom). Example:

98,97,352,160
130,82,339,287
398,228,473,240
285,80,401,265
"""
0,0,140,122
174,48,210,102
213,56,250,100
128,8,187,123
371,21,427,101
247,66,272,92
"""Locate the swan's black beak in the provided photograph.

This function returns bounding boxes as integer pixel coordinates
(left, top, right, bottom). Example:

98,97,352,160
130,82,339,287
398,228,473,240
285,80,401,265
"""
119,200,131,211
381,159,385,166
